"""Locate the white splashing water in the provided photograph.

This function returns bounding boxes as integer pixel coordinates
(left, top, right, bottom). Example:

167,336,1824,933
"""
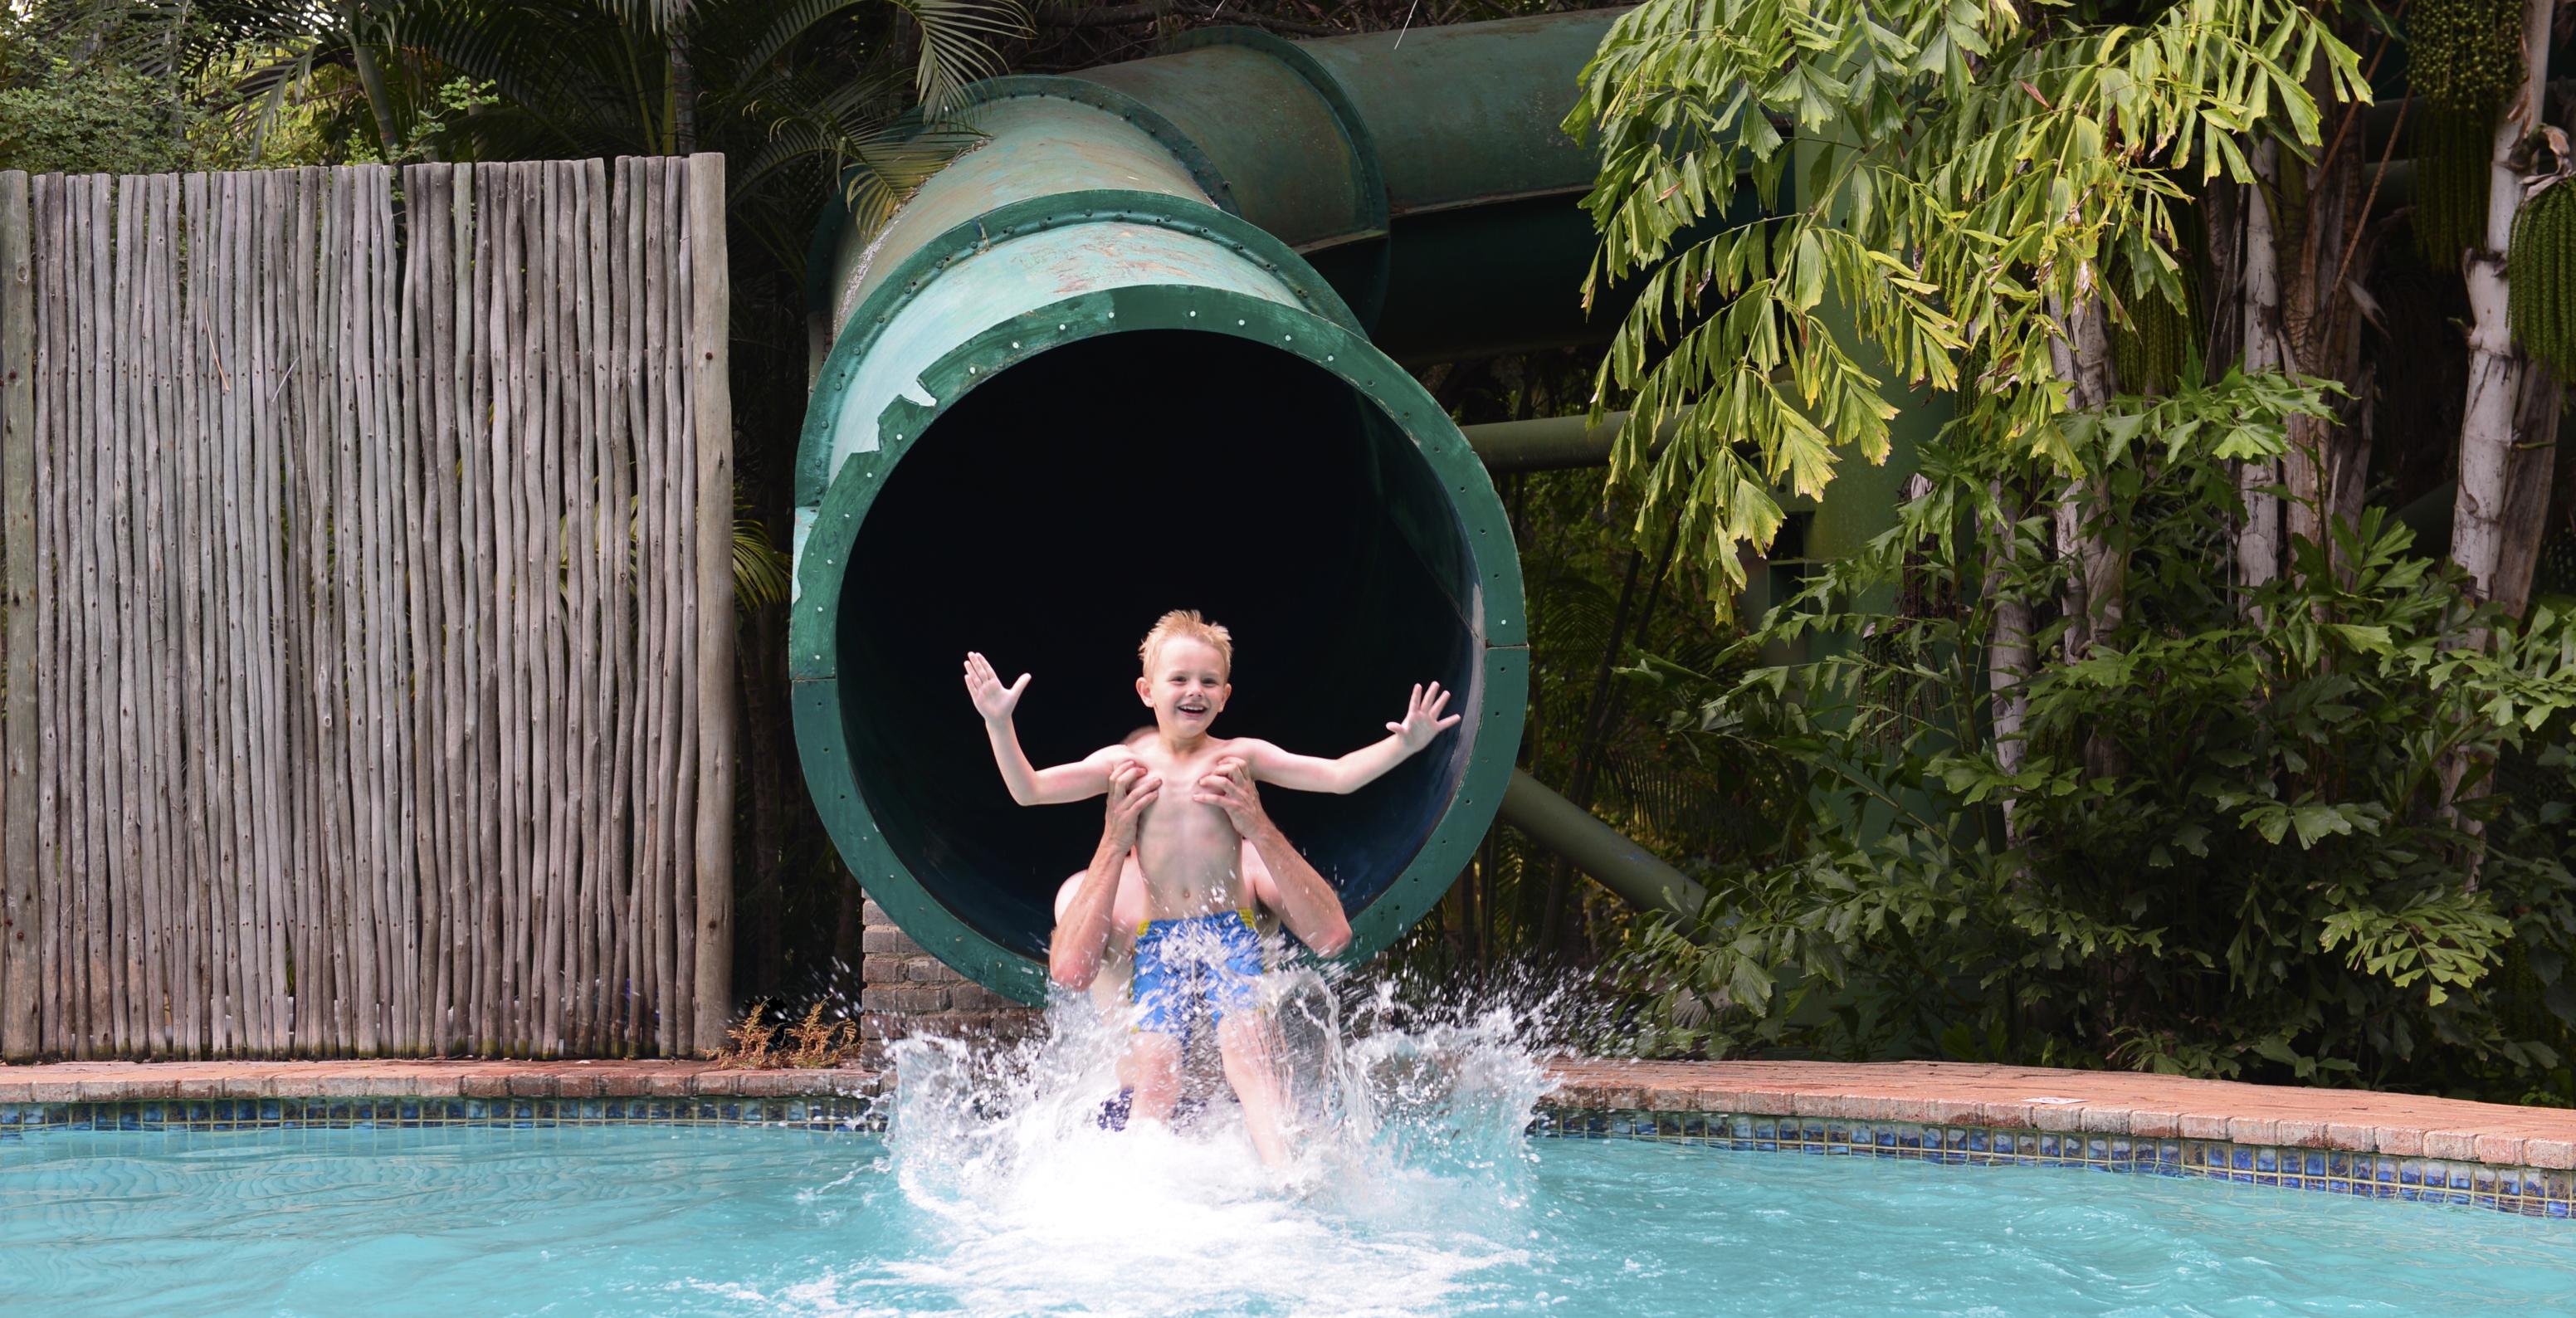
876,969,1559,1318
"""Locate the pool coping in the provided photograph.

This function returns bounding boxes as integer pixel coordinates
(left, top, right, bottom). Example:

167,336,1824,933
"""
7,1057,2574,1218
14,1057,2568,1164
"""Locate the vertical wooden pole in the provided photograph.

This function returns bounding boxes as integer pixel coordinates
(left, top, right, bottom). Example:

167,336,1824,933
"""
32,174,63,1055
228,171,262,1052
36,174,69,1055
628,162,659,1050
662,160,695,1056
121,174,170,1057
107,175,145,1055
82,175,115,1057
256,169,285,1054
468,162,503,1057
438,163,479,1056
172,173,207,1055
284,167,325,1053
684,154,734,1055
0,169,34,1061
51,173,83,1056
607,157,641,1052
401,163,442,1054
258,169,293,1054
248,170,290,1055
212,171,253,1054
533,163,568,1056
574,158,610,1053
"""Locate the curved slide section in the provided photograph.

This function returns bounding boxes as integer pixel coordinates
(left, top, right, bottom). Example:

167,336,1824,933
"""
792,12,1638,1002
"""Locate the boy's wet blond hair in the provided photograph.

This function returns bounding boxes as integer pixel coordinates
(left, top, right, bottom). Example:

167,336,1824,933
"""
1139,609,1233,679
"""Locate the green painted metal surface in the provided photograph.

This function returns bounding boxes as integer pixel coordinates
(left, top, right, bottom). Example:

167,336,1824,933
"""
789,9,1902,1002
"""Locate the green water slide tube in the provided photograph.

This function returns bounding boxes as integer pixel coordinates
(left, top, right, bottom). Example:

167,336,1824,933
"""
792,10,1758,1003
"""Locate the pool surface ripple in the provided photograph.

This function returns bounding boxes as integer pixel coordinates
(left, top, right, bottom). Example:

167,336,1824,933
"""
6,1125,2573,1316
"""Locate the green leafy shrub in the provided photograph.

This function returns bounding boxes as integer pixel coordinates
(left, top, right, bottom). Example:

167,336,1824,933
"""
0,44,197,176
1615,369,2576,1101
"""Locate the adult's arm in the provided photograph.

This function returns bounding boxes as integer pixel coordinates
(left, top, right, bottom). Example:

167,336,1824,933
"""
1050,760,1157,988
1195,756,1351,956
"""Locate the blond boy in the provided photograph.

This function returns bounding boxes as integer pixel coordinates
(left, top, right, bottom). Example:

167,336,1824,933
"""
963,610,1460,1163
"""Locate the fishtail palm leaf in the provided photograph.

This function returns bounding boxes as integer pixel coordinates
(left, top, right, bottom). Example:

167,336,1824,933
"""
374,0,1021,243
883,0,1027,112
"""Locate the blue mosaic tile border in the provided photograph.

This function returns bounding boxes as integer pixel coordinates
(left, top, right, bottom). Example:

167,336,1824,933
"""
13,1096,2570,1221
1530,1108,2576,1221
0,1094,883,1137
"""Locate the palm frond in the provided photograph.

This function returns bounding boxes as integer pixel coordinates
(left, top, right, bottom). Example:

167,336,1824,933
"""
735,0,879,78
882,0,1028,114
584,0,701,32
733,505,792,613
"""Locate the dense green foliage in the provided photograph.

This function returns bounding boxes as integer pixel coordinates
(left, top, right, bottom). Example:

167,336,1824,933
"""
0,7,336,173
0,40,193,176
1563,0,2363,605
1611,371,2576,1100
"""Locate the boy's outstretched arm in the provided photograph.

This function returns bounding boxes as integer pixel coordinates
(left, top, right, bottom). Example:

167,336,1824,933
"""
1241,681,1462,794
1052,762,1159,988
1194,758,1349,955
964,651,1115,804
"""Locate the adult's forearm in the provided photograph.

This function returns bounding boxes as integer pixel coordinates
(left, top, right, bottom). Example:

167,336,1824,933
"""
1242,816,1350,955
1048,832,1127,987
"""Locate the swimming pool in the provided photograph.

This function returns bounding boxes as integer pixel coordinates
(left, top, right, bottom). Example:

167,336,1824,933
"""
7,1122,2574,1316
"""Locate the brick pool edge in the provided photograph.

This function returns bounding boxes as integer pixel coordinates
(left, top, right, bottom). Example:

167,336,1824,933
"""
7,1058,2574,1219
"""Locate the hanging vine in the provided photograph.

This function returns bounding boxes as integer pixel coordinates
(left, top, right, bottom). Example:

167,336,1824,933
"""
2408,0,2526,265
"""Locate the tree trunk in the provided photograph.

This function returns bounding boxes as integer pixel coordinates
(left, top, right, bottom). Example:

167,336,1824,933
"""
1984,481,2032,844
2050,294,2126,780
2050,292,2123,659
2237,140,2291,597
2492,363,2562,617
167,0,194,154
2282,52,2376,563
342,6,404,162
2201,181,2247,369
669,31,700,156
2452,0,2557,611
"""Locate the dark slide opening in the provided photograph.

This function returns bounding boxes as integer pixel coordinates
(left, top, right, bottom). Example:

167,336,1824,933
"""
839,330,1481,958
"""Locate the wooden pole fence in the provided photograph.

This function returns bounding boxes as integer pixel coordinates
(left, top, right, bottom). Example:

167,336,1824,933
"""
0,157,733,1059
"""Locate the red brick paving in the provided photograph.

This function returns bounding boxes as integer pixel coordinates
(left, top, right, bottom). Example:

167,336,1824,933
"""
7,1057,2574,1169
1540,1059,2576,1169
0,1060,880,1104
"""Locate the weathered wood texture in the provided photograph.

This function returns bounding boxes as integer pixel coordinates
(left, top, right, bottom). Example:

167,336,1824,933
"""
0,159,729,1059
1,169,36,1058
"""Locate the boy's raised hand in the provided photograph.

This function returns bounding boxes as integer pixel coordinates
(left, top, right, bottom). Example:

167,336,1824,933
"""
1386,681,1461,752
962,651,1031,723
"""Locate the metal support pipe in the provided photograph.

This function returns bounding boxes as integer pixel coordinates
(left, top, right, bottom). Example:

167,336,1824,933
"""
1499,769,1708,919
1461,412,1628,471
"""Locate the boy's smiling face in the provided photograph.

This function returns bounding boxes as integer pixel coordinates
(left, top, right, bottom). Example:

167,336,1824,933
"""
1138,636,1232,739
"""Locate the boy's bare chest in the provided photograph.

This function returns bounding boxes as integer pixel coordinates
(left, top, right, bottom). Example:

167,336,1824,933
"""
1129,744,1242,878
1129,740,1232,786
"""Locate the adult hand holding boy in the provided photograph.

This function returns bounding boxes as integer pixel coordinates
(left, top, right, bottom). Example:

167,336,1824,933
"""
1049,759,1159,988
1193,757,1350,957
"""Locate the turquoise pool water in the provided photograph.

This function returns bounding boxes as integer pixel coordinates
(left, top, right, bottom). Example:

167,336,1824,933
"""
6,1123,2574,1316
